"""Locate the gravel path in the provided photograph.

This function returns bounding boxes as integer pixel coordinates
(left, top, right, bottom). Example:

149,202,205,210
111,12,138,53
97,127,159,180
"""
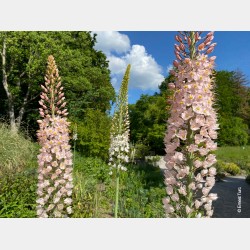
211,176,250,218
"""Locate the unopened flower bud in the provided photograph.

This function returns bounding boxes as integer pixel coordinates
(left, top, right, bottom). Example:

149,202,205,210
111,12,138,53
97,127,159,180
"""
198,43,205,51
206,46,215,54
175,35,182,43
168,83,175,90
173,60,179,68
175,44,180,52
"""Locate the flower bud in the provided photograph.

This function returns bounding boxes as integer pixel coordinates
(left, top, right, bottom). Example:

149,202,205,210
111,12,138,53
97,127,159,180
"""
210,56,216,61
173,60,179,68
206,31,214,37
206,46,215,54
175,35,182,43
198,43,205,51
175,44,180,52
179,43,185,51
168,83,175,90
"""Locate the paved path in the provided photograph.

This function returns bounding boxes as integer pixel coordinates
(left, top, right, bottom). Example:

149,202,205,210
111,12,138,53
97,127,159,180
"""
211,176,250,218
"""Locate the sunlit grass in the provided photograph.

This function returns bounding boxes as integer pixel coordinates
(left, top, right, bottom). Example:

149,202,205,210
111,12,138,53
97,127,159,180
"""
216,146,250,172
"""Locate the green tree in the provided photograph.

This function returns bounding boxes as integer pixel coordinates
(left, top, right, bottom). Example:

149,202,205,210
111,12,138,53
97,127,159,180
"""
218,116,248,146
0,31,115,136
215,70,250,145
74,108,112,160
129,94,167,155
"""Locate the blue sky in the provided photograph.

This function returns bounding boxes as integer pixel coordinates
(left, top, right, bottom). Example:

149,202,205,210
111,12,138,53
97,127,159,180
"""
93,31,250,104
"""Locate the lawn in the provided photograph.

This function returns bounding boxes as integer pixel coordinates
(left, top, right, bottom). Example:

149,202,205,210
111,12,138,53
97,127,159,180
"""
216,146,250,172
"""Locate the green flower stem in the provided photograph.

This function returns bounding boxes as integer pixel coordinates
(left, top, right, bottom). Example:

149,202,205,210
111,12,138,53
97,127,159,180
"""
73,139,76,169
114,170,120,218
114,109,123,218
186,31,196,218
189,31,196,60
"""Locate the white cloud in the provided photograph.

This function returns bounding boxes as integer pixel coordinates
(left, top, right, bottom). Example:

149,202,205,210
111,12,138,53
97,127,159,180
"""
124,45,164,90
107,55,127,74
166,64,173,74
95,32,165,91
93,31,130,55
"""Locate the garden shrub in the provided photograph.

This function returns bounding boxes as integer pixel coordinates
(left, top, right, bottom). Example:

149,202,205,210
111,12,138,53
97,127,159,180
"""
216,160,241,176
0,169,37,218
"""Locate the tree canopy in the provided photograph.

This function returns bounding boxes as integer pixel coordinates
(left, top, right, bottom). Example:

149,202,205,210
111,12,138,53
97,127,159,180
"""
0,31,115,135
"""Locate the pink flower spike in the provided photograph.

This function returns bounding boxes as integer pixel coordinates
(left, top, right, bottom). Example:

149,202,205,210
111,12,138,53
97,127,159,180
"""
36,55,73,218
164,32,218,218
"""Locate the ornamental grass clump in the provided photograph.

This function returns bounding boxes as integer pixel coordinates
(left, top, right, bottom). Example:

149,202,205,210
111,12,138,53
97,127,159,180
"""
109,64,131,218
163,32,219,218
36,55,73,218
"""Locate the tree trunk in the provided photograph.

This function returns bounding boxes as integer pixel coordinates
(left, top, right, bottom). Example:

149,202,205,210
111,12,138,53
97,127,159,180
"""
16,82,31,130
2,37,18,133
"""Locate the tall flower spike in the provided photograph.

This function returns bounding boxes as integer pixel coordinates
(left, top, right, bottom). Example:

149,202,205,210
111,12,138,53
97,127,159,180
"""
109,64,131,218
163,32,218,218
36,55,73,218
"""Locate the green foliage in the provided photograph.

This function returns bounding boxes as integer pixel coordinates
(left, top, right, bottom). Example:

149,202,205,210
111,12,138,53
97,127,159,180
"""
215,70,250,146
0,169,37,218
71,154,112,218
73,153,111,183
216,160,241,176
0,31,115,138
70,154,166,218
73,109,112,160
147,124,166,153
215,71,243,117
0,123,38,173
118,163,165,218
133,142,151,159
129,94,166,154
218,116,248,146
